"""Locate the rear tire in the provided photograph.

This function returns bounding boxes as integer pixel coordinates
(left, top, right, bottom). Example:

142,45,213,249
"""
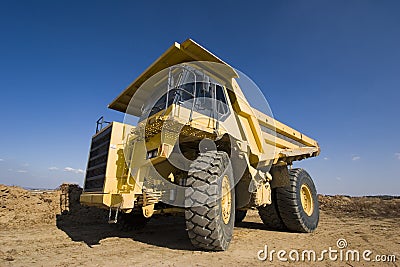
276,168,319,233
185,151,235,251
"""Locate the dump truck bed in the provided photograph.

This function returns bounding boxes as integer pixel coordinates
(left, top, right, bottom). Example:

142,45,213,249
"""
252,108,319,164
108,39,319,164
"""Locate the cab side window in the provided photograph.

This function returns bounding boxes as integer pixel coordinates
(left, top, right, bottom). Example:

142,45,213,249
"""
215,85,229,116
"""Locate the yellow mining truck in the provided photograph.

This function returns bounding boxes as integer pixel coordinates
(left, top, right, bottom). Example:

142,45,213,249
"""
80,39,320,251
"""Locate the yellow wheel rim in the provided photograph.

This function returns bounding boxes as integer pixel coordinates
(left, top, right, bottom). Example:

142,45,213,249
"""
300,184,314,216
221,175,232,224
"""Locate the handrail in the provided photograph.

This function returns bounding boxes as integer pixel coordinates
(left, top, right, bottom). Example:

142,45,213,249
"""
96,116,111,133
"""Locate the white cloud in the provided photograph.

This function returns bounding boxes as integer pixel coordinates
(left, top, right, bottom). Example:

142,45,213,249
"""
48,166,59,171
16,170,27,173
352,156,361,161
395,153,400,160
64,167,85,174
0,159,4,162
22,163,30,167
323,157,329,160
64,167,75,172
336,177,342,181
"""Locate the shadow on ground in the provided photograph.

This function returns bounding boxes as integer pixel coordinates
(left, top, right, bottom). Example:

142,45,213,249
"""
56,184,198,250
55,184,271,251
56,213,197,250
56,212,275,251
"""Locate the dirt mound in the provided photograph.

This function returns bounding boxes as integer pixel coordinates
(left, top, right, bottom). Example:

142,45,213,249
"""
0,184,106,229
318,194,400,218
56,184,107,225
0,184,60,228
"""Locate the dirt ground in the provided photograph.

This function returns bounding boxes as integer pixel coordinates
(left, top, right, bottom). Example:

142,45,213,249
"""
0,184,399,266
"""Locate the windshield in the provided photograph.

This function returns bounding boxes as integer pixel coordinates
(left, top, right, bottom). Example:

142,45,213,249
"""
146,82,229,118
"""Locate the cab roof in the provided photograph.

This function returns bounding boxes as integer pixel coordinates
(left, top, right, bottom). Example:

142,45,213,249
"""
108,39,236,114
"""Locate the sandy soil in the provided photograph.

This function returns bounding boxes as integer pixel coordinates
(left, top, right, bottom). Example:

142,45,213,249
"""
0,184,399,266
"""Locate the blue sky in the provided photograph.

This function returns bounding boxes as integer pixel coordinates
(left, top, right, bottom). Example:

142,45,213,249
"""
0,1,399,195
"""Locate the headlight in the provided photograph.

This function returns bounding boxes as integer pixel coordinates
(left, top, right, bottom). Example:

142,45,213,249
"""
146,149,158,159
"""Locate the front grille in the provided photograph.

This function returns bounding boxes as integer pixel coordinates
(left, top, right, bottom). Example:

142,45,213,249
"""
84,125,112,192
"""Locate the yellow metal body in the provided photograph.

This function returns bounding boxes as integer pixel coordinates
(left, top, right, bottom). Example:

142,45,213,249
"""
80,39,320,212
80,122,136,210
108,39,319,164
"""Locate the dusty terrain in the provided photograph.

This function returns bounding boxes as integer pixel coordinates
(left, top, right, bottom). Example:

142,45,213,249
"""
0,184,399,266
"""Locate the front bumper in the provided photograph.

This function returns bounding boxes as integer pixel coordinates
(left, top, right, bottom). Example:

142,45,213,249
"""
80,192,123,209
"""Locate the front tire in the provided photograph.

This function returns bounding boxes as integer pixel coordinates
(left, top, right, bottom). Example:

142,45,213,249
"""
185,151,235,251
257,189,286,230
117,211,150,231
235,210,247,225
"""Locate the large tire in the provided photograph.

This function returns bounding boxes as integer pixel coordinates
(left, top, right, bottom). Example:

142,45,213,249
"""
234,210,247,225
276,168,319,233
257,189,286,230
185,151,235,251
